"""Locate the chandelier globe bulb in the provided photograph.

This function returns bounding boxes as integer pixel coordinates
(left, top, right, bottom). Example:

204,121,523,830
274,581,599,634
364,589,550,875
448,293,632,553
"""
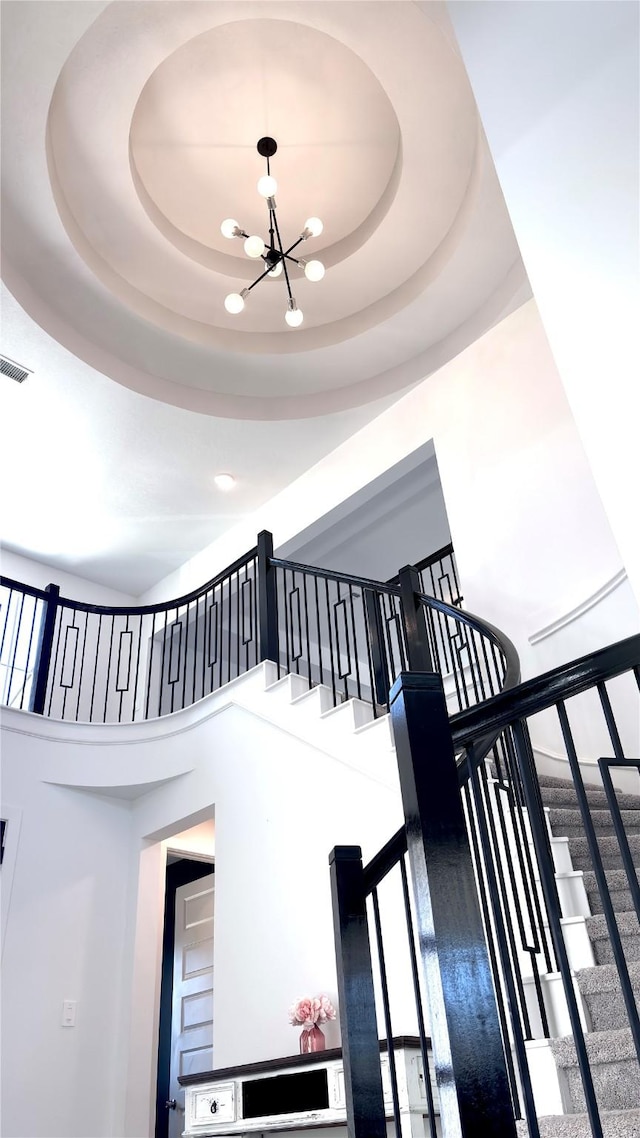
220,218,240,239
257,175,278,199
244,235,265,259
304,259,325,282
285,299,304,328
224,292,246,315
267,261,283,278
304,217,323,238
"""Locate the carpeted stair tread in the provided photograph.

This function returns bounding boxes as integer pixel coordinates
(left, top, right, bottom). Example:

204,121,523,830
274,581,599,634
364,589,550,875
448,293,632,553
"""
550,1027,638,1067
549,1028,640,1112
549,807,640,836
539,780,640,812
517,1108,640,1136
587,911,640,939
577,960,640,996
576,961,640,1030
568,833,640,871
582,868,639,914
586,911,640,964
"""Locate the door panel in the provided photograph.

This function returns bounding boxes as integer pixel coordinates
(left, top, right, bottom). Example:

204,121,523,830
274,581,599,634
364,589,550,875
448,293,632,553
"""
169,874,214,1138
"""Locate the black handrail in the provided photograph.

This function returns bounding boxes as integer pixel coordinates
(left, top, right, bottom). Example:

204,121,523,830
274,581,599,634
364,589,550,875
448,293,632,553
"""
1,534,517,724
0,575,48,601
55,546,259,617
362,634,640,880
270,556,401,595
451,633,640,747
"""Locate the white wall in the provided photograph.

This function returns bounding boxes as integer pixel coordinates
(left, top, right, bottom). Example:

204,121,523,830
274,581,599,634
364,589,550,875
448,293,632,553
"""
139,301,639,679
0,761,132,1138
1,547,135,606
446,0,640,605
282,453,451,583
1,669,403,1138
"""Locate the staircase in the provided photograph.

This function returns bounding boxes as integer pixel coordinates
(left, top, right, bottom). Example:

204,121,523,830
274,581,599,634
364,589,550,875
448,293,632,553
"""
529,772,640,1137
241,669,640,1136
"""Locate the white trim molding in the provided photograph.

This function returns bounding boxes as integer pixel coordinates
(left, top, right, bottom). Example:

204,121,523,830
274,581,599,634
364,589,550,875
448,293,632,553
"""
529,568,628,645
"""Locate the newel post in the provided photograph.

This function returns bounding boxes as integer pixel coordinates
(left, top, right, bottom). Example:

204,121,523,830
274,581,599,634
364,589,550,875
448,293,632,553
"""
256,530,279,664
30,583,60,715
390,671,516,1137
329,846,387,1138
398,564,433,673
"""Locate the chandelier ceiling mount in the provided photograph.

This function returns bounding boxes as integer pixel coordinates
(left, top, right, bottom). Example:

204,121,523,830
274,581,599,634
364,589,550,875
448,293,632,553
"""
221,137,325,328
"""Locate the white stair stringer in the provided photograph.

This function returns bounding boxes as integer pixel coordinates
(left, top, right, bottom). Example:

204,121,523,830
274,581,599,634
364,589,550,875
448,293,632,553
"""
229,663,401,793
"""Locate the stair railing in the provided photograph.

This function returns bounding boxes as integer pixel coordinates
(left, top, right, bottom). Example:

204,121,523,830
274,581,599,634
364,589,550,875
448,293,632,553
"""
0,531,516,724
331,633,640,1138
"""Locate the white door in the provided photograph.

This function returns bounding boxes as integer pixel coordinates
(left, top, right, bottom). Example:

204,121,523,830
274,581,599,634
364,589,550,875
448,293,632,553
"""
168,872,215,1138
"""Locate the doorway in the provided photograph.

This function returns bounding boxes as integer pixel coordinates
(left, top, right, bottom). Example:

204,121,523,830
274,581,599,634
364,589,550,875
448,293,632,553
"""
155,844,215,1138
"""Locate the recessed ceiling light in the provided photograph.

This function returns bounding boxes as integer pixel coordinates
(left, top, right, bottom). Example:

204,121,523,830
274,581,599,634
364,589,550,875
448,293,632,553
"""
214,473,235,491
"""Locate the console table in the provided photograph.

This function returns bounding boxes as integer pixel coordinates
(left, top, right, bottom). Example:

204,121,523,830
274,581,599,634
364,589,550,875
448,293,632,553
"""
178,1036,438,1137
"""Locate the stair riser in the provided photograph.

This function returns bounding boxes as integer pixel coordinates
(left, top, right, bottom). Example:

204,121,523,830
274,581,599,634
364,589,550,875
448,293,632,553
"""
519,1113,640,1138
571,852,638,872
562,1059,640,1113
567,834,640,872
539,792,637,810
582,989,640,1032
558,824,640,840
586,887,635,915
550,810,640,834
541,788,640,811
589,933,640,966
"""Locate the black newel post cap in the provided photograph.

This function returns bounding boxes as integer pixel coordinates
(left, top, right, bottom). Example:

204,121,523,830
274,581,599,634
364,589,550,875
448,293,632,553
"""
390,671,442,705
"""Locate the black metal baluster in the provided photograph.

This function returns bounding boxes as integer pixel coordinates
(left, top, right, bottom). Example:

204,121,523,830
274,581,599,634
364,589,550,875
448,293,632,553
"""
7,591,25,708
227,575,232,686
235,568,240,681
398,856,439,1138
131,613,143,721
462,777,525,1125
371,886,403,1138
47,607,64,717
103,614,115,723
313,575,323,688
20,595,39,710
324,577,337,706
158,611,169,718
511,717,603,1138
599,758,640,920
144,613,157,720
557,700,640,1063
74,611,89,722
364,589,390,711
474,757,535,1040
597,680,627,760
181,603,191,712
302,572,311,689
351,585,364,702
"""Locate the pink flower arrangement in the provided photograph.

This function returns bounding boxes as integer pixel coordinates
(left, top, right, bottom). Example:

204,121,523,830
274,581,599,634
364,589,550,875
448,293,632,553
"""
289,995,337,1029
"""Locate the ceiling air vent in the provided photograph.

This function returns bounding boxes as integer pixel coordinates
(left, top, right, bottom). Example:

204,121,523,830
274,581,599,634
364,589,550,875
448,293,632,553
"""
1,355,32,384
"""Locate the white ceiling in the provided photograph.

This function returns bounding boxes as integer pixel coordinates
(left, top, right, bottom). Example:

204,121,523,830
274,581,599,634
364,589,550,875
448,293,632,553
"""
0,0,530,596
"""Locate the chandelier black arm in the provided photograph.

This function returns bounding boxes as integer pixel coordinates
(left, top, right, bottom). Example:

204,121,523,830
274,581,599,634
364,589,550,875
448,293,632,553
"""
282,236,305,265
272,208,294,301
246,262,275,293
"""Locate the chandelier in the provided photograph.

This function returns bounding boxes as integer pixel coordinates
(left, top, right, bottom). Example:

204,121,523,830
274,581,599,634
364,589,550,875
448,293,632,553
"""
220,137,325,328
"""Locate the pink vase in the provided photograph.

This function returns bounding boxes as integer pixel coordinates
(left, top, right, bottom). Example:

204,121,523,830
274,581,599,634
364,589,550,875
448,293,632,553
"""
299,1024,325,1054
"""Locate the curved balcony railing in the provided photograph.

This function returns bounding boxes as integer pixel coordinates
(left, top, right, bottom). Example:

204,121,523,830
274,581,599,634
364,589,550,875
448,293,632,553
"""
0,531,518,724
